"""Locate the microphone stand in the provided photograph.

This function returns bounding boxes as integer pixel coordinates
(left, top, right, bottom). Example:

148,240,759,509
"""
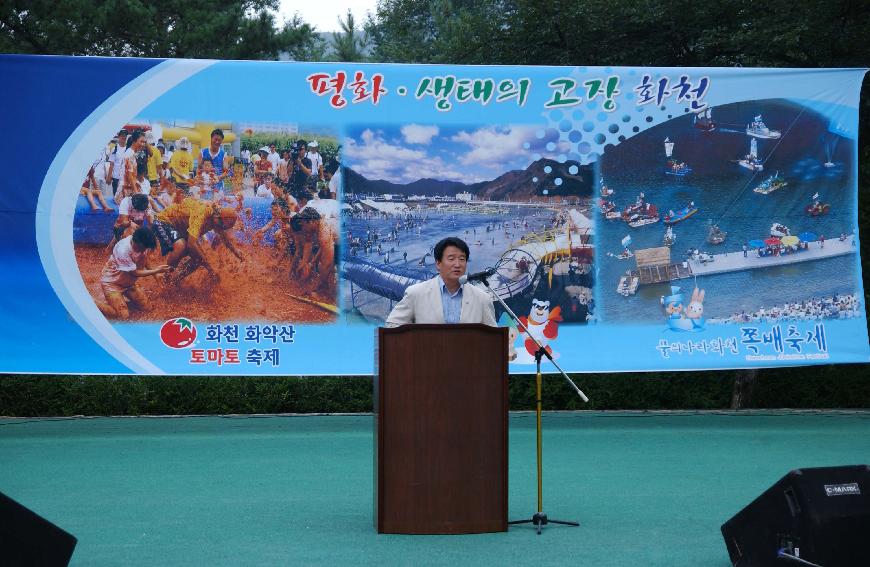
474,275,588,535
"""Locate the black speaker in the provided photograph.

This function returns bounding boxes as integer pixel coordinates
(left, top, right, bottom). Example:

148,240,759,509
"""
721,465,870,567
0,492,77,567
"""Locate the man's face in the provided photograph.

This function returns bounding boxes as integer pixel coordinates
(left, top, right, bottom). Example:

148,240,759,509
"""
308,145,318,154
269,145,276,153
435,245,467,286
211,133,223,149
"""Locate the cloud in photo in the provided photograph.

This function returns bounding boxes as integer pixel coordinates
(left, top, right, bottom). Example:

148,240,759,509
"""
345,124,544,184
451,125,537,166
401,124,439,145
345,128,465,183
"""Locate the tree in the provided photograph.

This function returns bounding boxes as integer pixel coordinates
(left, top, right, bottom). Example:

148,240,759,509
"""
0,0,323,60
365,0,870,68
330,9,368,62
365,0,511,64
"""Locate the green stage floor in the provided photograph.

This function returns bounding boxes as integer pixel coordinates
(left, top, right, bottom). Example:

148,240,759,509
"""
2,411,869,566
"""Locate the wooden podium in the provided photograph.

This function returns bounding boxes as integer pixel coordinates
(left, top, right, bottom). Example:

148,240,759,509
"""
375,324,509,534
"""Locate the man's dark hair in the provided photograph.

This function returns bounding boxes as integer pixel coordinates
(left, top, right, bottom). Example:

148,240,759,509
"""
132,227,157,249
290,206,321,232
434,237,470,261
131,193,149,211
210,128,224,140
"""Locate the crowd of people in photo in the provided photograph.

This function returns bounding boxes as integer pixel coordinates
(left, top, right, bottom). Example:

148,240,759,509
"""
343,206,547,269
710,293,864,324
752,241,811,258
80,127,341,320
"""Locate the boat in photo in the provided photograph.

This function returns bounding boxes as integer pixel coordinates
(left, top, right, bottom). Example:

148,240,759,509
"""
746,114,781,139
664,137,692,176
822,131,839,168
706,223,727,245
628,213,660,228
738,138,764,171
753,171,788,194
599,178,614,197
663,202,698,225
617,274,639,296
599,198,616,215
770,223,791,238
663,225,676,247
806,193,831,216
609,235,634,259
609,249,635,260
621,192,652,220
625,201,660,227
694,107,716,132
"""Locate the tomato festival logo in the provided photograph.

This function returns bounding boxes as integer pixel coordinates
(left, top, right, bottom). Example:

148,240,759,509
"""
160,318,197,349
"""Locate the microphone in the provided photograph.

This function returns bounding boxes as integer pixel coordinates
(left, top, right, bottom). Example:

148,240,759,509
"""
459,267,495,285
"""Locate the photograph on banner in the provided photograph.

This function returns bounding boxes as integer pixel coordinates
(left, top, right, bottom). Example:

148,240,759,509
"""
73,119,341,324
339,124,596,345
596,99,861,332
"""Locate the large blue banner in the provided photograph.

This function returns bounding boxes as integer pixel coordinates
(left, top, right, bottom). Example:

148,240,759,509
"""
1,55,867,375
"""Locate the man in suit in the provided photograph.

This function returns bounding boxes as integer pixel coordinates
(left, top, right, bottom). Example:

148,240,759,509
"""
385,236,497,327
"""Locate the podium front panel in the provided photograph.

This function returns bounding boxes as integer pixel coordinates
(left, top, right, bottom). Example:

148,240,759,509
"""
376,324,508,534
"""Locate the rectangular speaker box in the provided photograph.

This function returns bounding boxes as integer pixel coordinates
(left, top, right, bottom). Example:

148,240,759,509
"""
721,465,870,567
0,492,77,567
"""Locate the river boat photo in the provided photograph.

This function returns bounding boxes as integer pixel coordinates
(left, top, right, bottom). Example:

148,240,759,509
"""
663,137,692,176
617,274,639,296
627,210,660,228
663,202,698,225
738,138,764,171
746,114,781,139
753,171,788,195
663,225,676,247
770,222,791,238
706,223,727,245
806,193,831,216
694,107,716,132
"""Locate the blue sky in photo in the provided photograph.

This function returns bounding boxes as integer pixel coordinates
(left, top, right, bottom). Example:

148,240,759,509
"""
343,124,562,184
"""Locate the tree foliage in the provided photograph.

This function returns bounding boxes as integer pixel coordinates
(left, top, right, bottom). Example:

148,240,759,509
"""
366,0,870,68
329,9,369,62
0,0,324,60
240,132,340,165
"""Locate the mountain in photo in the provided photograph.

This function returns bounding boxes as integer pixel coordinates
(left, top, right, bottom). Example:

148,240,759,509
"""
344,158,594,201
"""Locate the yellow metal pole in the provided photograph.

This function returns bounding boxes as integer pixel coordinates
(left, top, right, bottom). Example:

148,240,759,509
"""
536,364,543,514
